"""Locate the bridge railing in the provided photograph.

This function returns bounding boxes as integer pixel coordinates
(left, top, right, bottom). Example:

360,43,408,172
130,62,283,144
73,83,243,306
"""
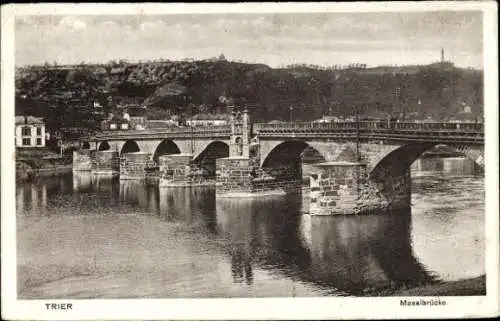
253,121,484,132
92,125,231,138
87,121,483,142
390,121,483,131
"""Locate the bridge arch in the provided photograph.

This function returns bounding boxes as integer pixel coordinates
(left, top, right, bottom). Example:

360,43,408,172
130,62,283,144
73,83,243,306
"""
152,139,181,163
365,143,484,209
81,142,91,149
260,140,328,187
192,141,230,179
120,140,140,155
193,141,230,163
97,141,110,151
369,143,484,181
261,140,327,169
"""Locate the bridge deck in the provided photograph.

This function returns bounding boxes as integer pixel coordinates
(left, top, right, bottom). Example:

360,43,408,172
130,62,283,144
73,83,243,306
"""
87,121,484,145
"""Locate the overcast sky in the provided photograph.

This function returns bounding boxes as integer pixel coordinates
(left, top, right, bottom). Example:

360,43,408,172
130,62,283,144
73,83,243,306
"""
15,11,483,69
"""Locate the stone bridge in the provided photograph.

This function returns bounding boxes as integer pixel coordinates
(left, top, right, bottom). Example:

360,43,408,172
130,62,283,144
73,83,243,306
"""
75,110,484,216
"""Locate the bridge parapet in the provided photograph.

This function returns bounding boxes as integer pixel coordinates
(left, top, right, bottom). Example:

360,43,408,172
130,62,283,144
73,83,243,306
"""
85,122,484,146
89,125,231,141
253,121,484,145
253,121,484,133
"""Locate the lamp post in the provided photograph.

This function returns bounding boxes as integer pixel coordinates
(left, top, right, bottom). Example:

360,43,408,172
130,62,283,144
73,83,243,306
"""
189,101,194,155
355,104,360,162
349,79,362,162
289,105,294,123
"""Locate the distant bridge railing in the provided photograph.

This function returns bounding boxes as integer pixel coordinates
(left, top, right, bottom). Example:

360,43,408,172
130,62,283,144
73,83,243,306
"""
253,121,484,145
252,121,484,132
91,125,231,140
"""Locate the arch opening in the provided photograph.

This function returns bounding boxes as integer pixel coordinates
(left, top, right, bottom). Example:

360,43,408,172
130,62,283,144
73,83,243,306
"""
262,141,326,168
98,141,110,151
261,140,327,185
368,143,483,209
153,139,181,163
120,140,140,155
370,143,484,182
82,142,91,149
192,141,229,180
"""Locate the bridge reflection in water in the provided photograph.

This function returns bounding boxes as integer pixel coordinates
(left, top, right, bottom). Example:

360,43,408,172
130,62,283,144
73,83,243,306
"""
23,157,480,297
215,195,435,295
73,174,431,295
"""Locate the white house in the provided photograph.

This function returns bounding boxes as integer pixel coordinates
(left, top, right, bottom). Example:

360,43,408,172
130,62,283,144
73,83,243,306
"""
15,116,46,148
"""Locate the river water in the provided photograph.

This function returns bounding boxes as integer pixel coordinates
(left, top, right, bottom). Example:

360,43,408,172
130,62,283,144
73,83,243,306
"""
16,157,484,298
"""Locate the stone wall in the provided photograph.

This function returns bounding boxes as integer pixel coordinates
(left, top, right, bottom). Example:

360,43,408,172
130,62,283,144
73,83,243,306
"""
216,157,255,194
309,162,368,215
158,154,194,187
145,166,160,185
73,149,92,171
216,157,303,196
191,158,217,183
256,162,303,193
159,154,190,186
309,161,411,215
120,152,152,180
91,151,119,175
368,168,411,212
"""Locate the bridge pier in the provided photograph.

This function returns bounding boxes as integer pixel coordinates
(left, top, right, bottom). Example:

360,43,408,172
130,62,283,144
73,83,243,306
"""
309,162,411,215
73,149,93,171
120,152,152,180
159,154,215,187
91,150,120,176
216,157,256,196
216,157,303,197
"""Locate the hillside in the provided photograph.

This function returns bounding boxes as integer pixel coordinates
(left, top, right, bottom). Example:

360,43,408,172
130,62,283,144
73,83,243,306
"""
15,59,483,133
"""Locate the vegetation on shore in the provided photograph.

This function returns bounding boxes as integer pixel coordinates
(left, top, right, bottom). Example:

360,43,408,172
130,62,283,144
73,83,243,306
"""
16,149,72,181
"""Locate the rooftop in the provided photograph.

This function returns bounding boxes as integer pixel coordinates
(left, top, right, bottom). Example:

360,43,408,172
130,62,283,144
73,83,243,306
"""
15,115,44,125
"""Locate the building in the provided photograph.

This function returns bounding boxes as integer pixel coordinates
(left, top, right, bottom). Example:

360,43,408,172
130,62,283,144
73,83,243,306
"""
186,119,228,126
100,105,149,131
15,116,46,148
313,115,352,123
185,114,228,127
101,114,130,131
461,103,472,114
126,106,147,130
146,119,180,129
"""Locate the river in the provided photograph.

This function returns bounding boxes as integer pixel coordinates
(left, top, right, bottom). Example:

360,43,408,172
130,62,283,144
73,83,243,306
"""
16,157,484,298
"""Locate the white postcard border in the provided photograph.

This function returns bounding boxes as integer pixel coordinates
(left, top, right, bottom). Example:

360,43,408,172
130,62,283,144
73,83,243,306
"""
2,2,498,320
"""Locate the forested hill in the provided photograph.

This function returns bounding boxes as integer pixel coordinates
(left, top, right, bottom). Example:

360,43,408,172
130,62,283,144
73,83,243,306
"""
15,59,483,131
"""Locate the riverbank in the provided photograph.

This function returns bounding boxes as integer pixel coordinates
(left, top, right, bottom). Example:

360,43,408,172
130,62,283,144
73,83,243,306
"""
16,158,72,182
394,275,486,296
355,275,486,297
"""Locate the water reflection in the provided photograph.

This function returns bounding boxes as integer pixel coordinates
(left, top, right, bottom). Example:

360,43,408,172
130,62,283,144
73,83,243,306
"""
216,196,435,295
16,179,48,215
73,172,120,196
73,172,92,192
17,156,484,297
92,175,119,195
158,187,217,231
216,198,262,286
300,209,436,294
120,180,150,208
71,173,120,211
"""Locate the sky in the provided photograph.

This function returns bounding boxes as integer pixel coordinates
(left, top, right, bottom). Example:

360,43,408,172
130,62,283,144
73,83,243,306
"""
15,11,483,69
